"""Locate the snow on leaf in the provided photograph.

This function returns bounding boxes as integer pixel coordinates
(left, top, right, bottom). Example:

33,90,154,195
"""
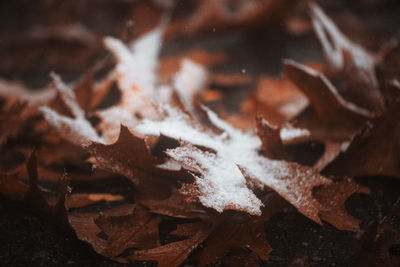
104,25,163,95
97,26,164,142
167,144,263,215
240,157,331,224
173,59,207,115
3,4,393,265
136,106,262,215
309,1,385,113
284,59,373,143
136,105,333,223
0,78,56,107
39,74,103,146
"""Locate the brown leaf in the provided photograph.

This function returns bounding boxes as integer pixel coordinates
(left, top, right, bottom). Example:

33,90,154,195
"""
284,60,373,143
313,178,370,231
87,125,157,182
309,2,385,113
0,101,27,148
158,50,227,84
122,223,212,267
242,159,331,224
94,204,162,257
24,151,71,225
96,27,163,142
144,106,333,223
66,193,124,209
0,172,28,197
68,203,138,256
256,116,287,160
0,78,56,107
313,141,344,171
68,212,107,254
324,81,400,178
40,73,102,146
0,151,71,226
242,77,308,125
139,187,208,219
197,193,288,266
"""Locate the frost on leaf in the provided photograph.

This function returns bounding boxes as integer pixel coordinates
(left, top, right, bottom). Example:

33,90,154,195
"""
137,105,333,223
97,26,164,142
0,78,56,107
173,59,207,115
284,60,373,143
167,143,263,215
310,1,385,113
284,60,374,169
39,73,103,146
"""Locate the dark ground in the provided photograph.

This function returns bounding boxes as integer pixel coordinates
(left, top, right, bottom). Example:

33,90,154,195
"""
1,177,399,266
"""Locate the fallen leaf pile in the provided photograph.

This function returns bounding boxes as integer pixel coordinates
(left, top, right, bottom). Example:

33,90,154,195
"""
0,1,399,266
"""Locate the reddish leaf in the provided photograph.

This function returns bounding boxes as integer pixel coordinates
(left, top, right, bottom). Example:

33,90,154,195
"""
0,172,28,197
324,81,400,178
256,116,287,160
197,193,288,266
66,193,124,209
313,178,370,231
0,101,27,148
284,60,373,143
122,223,212,267
310,2,385,113
87,125,158,182
94,204,162,257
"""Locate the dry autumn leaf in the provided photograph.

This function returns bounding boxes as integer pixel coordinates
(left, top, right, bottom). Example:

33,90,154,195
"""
0,1,399,267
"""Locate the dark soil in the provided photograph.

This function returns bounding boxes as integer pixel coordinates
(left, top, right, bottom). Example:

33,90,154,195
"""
1,177,399,266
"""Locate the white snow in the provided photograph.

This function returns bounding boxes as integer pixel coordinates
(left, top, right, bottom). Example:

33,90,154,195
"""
98,26,165,142
136,105,330,220
37,25,332,222
104,25,163,95
280,127,310,142
0,78,56,106
39,74,103,146
167,145,262,215
173,59,207,114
